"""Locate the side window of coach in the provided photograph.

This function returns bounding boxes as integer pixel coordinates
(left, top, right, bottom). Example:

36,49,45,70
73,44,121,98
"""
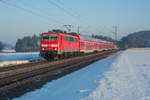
70,37,74,42
81,41,84,46
75,38,78,42
64,36,67,41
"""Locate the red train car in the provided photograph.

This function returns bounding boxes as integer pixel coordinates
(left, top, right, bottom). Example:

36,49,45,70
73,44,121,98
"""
93,40,99,51
40,31,117,60
78,35,98,53
98,41,106,51
40,32,80,60
78,36,85,53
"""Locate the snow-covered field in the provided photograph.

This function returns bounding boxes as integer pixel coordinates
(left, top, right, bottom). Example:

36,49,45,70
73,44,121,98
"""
0,60,29,67
13,49,150,100
0,52,43,67
0,52,42,61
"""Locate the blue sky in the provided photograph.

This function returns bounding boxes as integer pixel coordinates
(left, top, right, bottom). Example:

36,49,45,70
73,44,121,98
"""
0,0,150,44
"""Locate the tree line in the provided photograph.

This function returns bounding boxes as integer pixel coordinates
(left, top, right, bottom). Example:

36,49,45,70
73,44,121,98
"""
118,31,150,49
14,33,115,52
15,34,40,52
0,41,4,51
14,30,150,52
91,34,115,42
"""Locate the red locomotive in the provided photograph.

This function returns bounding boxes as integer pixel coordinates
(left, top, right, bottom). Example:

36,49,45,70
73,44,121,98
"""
40,30,116,60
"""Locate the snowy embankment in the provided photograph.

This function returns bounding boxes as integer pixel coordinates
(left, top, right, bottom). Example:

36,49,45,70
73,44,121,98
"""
0,52,43,67
0,60,29,67
0,52,42,61
13,49,150,100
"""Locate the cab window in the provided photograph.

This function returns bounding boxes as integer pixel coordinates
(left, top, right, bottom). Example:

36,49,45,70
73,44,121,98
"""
43,34,49,40
49,34,58,40
42,34,58,40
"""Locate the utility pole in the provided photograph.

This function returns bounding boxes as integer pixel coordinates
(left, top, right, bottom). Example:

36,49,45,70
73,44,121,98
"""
63,25,72,32
112,26,118,45
77,25,80,34
113,26,118,42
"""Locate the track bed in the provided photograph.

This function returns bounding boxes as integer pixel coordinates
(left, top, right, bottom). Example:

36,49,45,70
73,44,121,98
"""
0,50,118,100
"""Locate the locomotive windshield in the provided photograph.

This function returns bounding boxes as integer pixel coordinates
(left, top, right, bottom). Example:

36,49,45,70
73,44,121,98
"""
42,34,58,40
43,34,49,40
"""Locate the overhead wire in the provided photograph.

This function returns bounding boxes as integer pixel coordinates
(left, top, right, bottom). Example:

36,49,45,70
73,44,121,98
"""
18,1,56,18
54,0,82,18
48,0,110,35
47,0,78,19
0,0,112,37
0,0,64,24
0,0,104,35
47,0,92,27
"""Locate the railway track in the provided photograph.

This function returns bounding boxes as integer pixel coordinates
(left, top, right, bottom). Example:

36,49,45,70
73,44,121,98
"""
0,50,118,99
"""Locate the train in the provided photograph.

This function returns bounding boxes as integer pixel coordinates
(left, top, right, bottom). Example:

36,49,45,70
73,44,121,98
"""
40,30,117,61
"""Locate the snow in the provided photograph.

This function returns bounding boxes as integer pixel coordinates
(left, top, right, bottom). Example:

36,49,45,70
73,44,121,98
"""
1,49,16,53
83,49,150,100
13,49,150,100
13,51,119,100
0,52,42,61
0,60,29,67
0,52,43,67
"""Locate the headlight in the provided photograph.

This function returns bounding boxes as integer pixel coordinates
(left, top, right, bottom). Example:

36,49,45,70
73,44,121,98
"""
42,44,48,47
51,44,58,47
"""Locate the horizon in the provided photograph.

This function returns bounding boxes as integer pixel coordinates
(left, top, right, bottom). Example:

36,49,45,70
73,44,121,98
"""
2,29,150,46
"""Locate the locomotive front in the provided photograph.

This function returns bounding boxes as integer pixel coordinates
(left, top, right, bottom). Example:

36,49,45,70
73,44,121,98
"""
40,32,59,60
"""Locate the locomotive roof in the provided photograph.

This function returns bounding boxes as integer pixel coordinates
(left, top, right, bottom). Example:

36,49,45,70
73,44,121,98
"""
47,30,79,36
43,31,79,37
43,31,114,44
